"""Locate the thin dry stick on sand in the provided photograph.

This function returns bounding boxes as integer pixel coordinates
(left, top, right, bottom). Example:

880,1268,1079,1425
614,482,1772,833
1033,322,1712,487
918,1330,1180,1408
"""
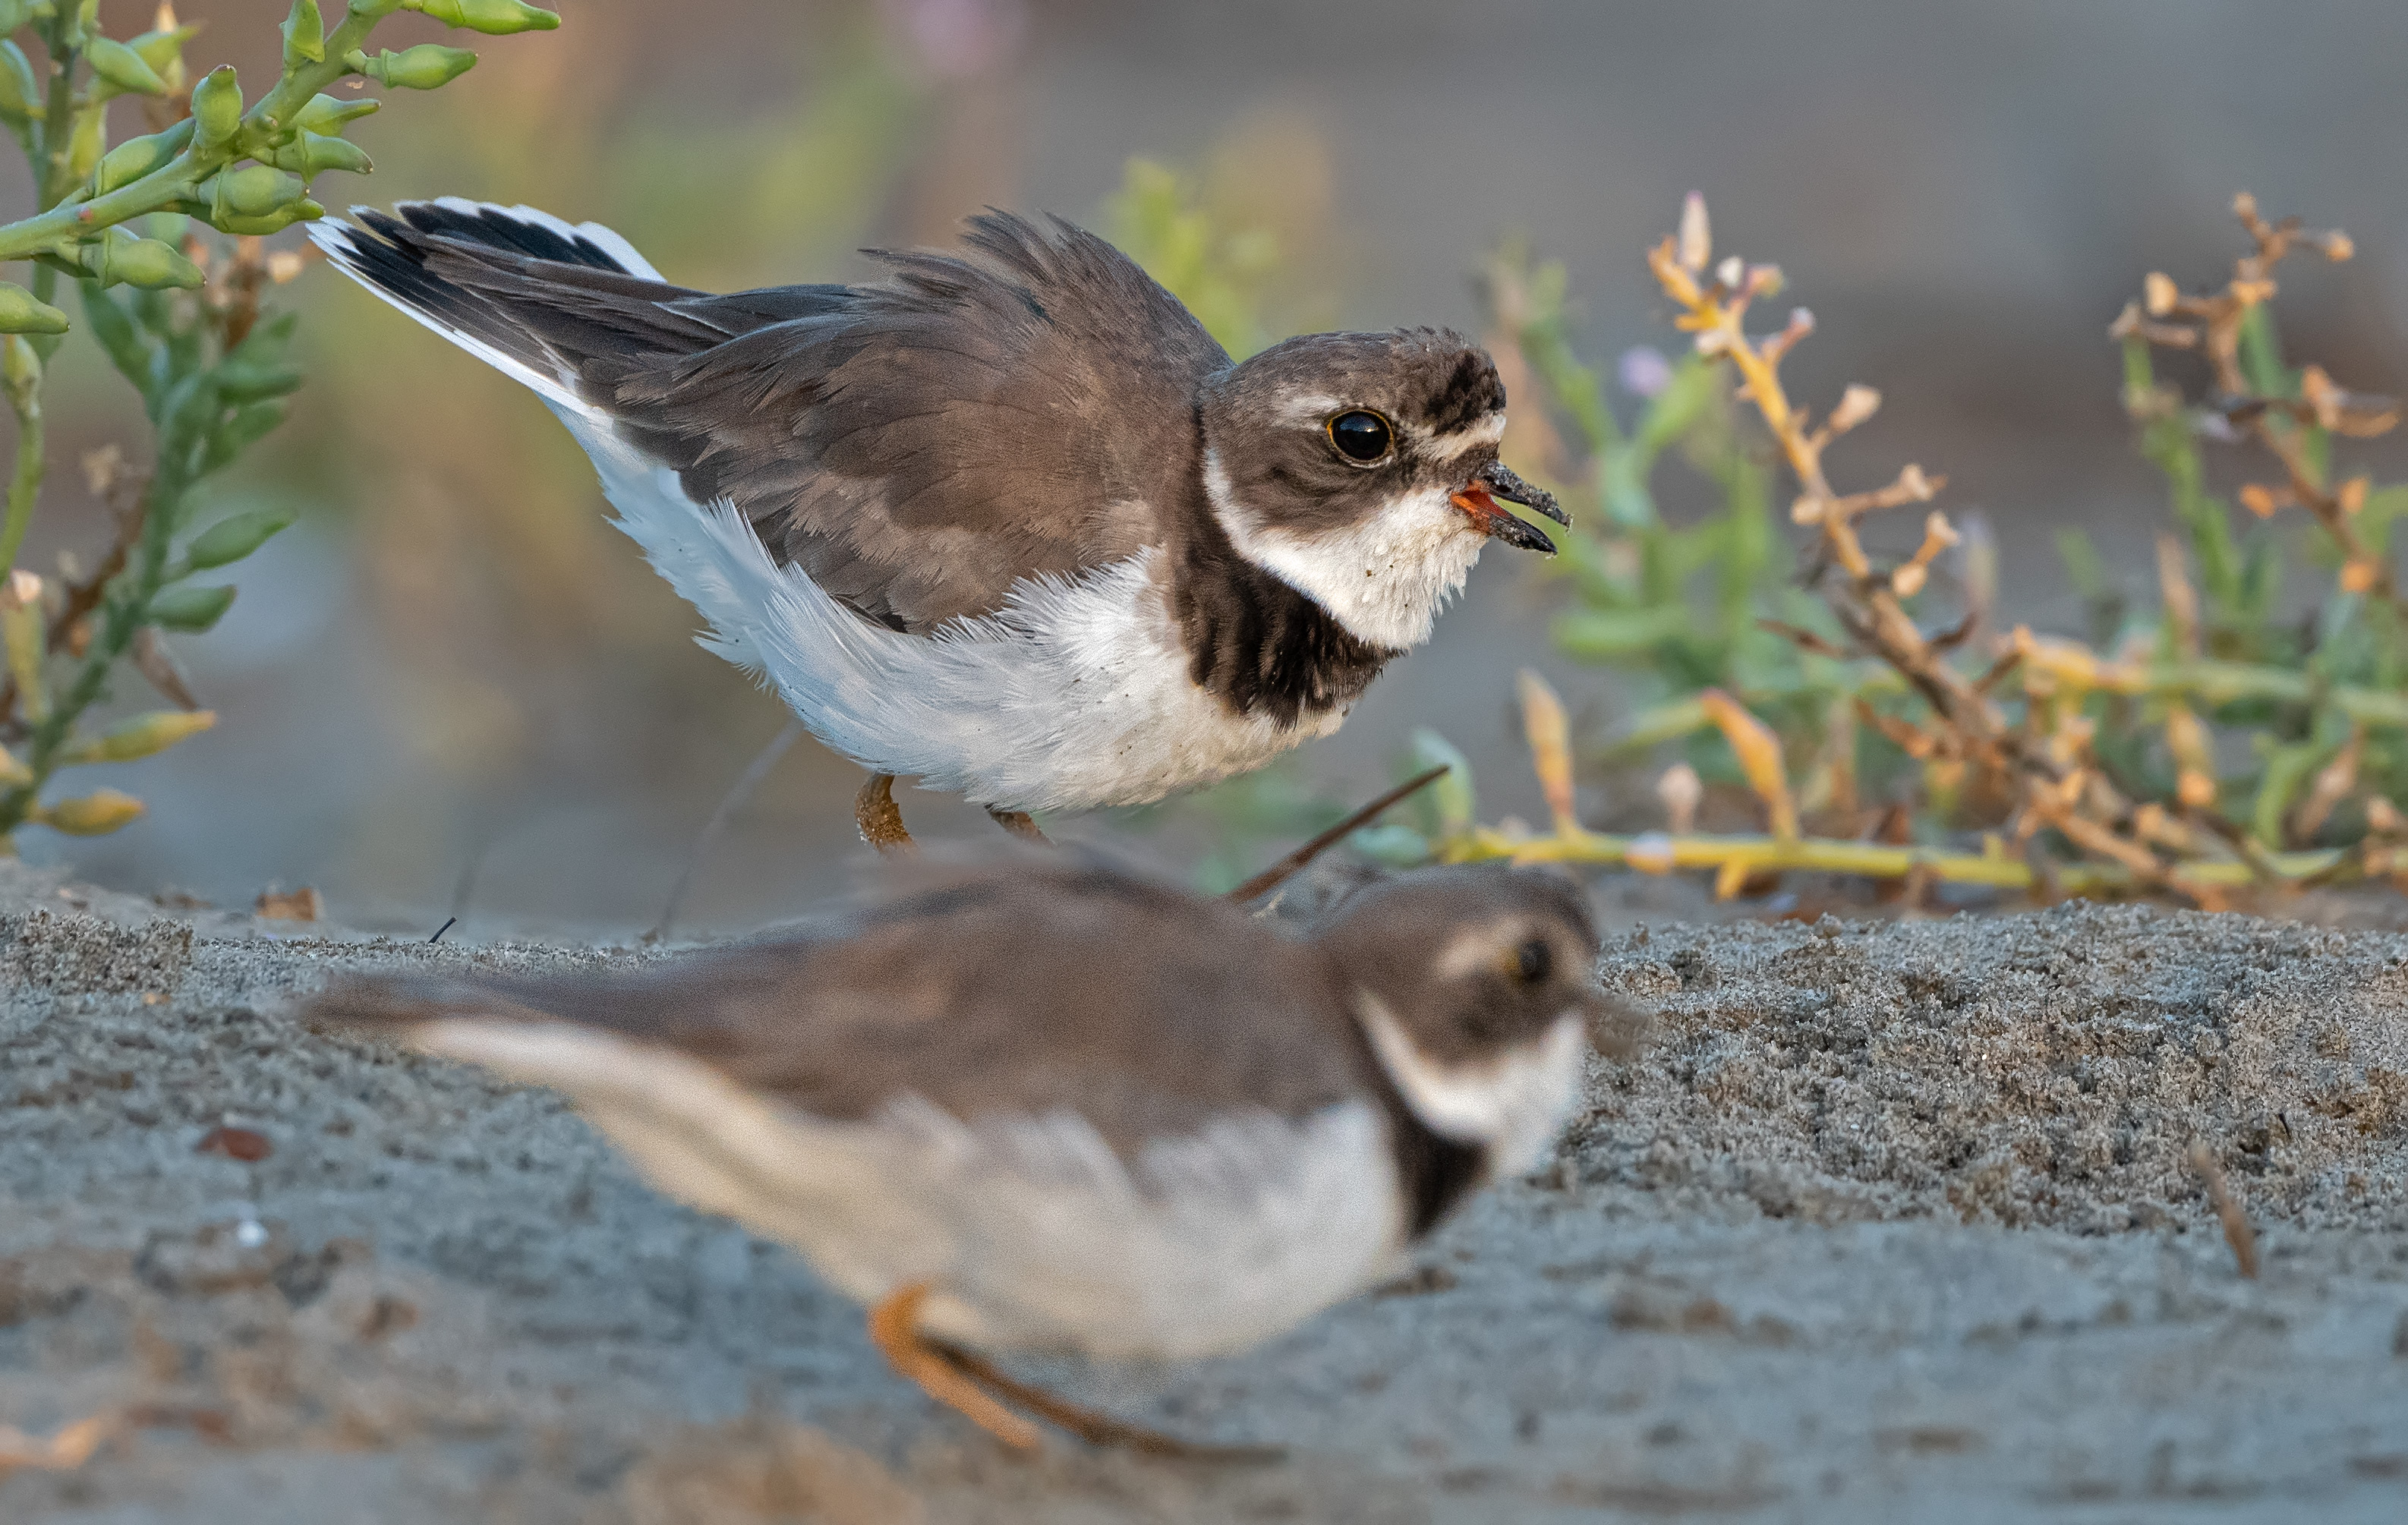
2188,1137,2261,1279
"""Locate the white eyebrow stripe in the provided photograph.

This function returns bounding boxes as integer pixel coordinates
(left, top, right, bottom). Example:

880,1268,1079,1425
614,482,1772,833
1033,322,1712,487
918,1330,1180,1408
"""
1432,921,1518,981
1407,413,1508,462
1276,394,1352,428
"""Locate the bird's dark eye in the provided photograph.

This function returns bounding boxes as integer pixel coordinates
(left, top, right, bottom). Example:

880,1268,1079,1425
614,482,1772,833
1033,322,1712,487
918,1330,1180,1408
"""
1327,410,1394,463
1514,938,1552,983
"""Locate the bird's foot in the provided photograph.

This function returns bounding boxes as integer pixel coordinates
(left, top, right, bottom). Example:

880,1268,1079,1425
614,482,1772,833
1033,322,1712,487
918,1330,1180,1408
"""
868,1284,1042,1452
930,1338,1285,1464
986,808,1048,844
856,773,914,855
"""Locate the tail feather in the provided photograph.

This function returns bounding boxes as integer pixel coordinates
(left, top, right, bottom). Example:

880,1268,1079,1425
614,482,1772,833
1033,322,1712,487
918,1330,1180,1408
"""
308,197,685,417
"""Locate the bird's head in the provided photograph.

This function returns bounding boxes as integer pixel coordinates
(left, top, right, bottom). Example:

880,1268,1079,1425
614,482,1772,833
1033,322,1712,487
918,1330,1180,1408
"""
1199,329,1568,651
1313,863,1614,1183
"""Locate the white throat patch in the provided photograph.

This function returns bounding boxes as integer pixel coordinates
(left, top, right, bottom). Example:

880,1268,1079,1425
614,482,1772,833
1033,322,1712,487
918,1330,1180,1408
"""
1356,991,1587,1180
1205,448,1486,651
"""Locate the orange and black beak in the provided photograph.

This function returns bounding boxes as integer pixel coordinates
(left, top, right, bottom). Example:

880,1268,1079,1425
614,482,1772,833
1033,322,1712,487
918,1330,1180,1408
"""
1451,462,1568,555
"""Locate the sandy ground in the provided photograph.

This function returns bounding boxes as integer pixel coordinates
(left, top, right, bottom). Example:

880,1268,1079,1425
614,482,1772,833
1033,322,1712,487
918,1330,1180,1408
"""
2,860,2406,1523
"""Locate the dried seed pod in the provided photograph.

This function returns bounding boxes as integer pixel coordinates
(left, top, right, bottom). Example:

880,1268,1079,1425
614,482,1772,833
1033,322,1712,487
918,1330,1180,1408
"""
1676,191,1710,273
1700,688,1798,843
36,789,147,836
1516,669,1577,833
65,710,217,764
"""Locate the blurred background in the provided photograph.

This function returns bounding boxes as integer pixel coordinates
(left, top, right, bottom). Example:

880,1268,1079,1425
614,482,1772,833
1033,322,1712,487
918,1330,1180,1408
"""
8,0,2408,937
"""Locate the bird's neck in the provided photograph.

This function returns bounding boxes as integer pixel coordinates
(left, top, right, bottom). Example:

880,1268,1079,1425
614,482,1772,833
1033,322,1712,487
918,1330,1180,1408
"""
1200,448,1485,653
1163,443,1398,726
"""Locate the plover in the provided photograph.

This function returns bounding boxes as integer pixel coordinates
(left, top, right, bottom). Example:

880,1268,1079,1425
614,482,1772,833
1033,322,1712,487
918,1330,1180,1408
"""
310,201,1566,846
311,853,1622,1452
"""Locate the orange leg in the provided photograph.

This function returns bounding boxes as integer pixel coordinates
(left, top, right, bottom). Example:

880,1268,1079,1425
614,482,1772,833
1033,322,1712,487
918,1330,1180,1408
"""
929,1339,1284,1463
986,808,1049,843
856,774,913,855
867,1284,1042,1452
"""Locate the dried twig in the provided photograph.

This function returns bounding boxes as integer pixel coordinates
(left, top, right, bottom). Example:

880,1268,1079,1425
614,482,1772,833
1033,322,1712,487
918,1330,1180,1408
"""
1226,765,1451,904
2187,1138,2260,1279
2123,193,2397,603
648,717,807,944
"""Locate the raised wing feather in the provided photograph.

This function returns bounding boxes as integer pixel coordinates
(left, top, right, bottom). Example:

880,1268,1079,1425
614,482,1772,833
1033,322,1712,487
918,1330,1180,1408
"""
328,204,1229,632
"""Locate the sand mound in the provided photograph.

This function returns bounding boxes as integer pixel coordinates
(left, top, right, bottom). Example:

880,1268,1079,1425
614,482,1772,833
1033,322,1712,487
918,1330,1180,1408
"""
1583,900,2408,1231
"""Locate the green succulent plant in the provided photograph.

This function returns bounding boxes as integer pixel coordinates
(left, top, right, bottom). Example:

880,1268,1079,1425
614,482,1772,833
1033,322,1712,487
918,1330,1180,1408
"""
0,0,556,842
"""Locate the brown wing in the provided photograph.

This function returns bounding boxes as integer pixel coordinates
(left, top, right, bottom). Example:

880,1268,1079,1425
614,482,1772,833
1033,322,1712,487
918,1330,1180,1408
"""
312,857,1368,1159
329,205,1230,632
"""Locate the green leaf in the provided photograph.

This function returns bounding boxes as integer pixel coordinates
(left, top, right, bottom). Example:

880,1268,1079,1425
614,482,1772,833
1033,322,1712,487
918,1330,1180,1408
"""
185,509,294,570
207,200,322,237
213,357,303,403
225,310,298,367
281,0,323,67
128,20,203,76
2055,527,2108,602
84,35,168,96
2236,302,2289,399
292,93,379,136
200,400,288,471
0,280,68,336
82,228,203,291
266,130,370,178
1346,822,1431,867
1407,727,1476,837
351,43,478,90
408,0,560,34
207,165,307,219
150,583,236,632
93,118,194,195
0,39,42,123
190,65,242,150
1553,602,1694,660
74,283,146,387
2250,737,2320,849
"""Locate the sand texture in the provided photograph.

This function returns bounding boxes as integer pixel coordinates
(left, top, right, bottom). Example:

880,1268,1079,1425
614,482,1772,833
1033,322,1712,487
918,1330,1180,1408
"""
2,862,2405,1523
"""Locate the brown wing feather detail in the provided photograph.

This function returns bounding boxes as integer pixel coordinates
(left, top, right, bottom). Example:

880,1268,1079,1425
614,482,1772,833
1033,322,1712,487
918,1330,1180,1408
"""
362,209,1230,632
313,858,1368,1158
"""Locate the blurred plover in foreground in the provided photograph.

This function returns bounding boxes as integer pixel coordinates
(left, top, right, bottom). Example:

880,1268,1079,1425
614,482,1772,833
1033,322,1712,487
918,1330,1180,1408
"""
311,854,1623,1453
310,200,1565,848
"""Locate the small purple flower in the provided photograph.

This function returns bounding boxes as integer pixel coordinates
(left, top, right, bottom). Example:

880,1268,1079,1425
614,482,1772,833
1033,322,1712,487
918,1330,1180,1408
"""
1618,345,1672,399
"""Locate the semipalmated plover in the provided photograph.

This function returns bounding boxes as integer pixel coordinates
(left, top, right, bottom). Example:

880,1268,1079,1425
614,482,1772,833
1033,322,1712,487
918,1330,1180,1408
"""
310,854,1618,1452
310,201,1566,846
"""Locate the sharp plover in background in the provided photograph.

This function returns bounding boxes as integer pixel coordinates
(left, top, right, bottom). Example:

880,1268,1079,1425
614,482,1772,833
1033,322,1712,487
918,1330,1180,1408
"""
310,201,1567,847
311,854,1622,1452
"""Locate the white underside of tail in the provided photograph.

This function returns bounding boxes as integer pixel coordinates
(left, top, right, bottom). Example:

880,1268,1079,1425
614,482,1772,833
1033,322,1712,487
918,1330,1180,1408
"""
411,1016,1407,1360
314,203,1338,813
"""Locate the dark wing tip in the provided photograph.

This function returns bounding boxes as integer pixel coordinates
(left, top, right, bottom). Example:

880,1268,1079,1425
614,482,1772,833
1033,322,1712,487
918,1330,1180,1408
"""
389,198,644,276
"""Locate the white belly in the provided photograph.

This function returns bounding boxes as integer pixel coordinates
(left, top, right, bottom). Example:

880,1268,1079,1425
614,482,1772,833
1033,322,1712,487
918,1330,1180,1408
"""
776,1098,1409,1360
418,1018,1406,1360
566,417,1341,813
